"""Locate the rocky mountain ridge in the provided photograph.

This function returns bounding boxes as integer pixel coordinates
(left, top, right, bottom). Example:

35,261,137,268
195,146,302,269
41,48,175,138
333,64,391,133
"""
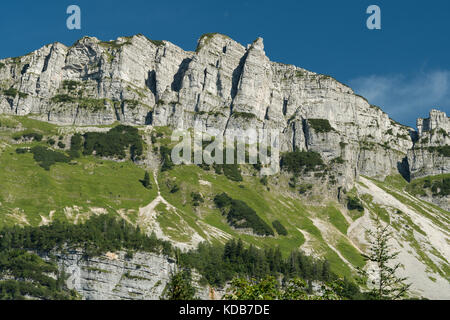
408,109,450,179
1,33,448,190
0,34,449,300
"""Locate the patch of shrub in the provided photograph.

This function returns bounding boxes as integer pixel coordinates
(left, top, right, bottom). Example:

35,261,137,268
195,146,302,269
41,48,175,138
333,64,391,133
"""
331,157,345,164
432,180,444,195
213,164,222,174
191,192,204,206
430,177,450,196
47,138,56,146
214,193,273,236
57,142,66,149
125,251,134,260
18,92,28,99
69,133,83,158
14,132,43,142
253,161,262,171
198,163,210,171
272,220,288,236
427,145,450,157
51,94,76,103
15,148,28,154
260,176,268,186
307,119,335,133
280,151,324,174
298,184,313,195
222,164,243,182
165,179,179,193
78,98,107,111
62,80,81,91
30,146,70,170
3,88,19,98
214,193,232,208
232,112,257,120
228,200,274,236
407,176,450,197
436,128,449,138
347,196,364,212
160,145,174,171
83,125,143,160
25,132,43,141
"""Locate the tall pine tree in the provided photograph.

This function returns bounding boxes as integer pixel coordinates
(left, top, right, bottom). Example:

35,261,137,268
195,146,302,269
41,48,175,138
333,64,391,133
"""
161,269,197,300
143,171,152,189
359,219,411,300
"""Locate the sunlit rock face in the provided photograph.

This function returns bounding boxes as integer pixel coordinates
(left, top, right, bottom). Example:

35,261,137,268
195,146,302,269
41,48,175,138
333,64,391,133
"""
0,33,448,185
408,110,450,179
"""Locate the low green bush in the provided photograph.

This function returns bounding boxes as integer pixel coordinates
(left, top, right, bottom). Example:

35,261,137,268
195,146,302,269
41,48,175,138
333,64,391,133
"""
160,145,174,171
214,193,273,236
427,145,450,157
51,94,76,103
298,184,313,194
272,220,288,236
30,146,70,170
307,119,335,133
62,80,81,91
83,125,143,160
69,133,83,158
191,192,204,206
15,148,28,154
347,196,364,212
214,193,232,208
14,132,43,142
222,164,243,182
280,151,324,174
3,88,19,97
407,175,450,197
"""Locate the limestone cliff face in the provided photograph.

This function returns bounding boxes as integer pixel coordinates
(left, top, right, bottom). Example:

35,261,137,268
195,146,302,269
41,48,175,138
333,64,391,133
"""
39,249,217,300
0,33,447,183
408,110,450,179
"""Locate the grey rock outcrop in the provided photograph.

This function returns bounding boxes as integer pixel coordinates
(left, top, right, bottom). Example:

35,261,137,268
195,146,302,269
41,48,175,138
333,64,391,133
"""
408,110,450,179
40,249,219,300
0,33,447,186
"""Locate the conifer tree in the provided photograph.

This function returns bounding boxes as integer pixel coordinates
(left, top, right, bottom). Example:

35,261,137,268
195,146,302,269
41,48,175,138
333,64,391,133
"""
359,219,411,300
161,269,197,300
143,171,152,189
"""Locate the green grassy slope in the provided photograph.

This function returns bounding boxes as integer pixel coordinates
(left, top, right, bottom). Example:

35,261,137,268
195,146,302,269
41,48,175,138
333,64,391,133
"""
157,165,358,278
1,115,448,290
0,115,157,229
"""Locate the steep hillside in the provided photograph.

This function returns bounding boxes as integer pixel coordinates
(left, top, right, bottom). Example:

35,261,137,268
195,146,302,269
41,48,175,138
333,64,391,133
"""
0,33,448,300
0,114,448,299
0,33,420,186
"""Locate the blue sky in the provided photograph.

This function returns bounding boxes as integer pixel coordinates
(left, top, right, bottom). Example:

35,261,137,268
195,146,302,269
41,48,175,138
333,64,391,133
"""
1,0,449,127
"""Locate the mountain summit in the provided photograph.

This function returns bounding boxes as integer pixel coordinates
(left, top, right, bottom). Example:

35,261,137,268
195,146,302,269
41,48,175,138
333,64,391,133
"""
0,33,448,299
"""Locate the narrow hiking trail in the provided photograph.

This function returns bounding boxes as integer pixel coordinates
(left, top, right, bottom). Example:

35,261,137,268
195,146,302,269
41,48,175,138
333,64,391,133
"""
138,171,204,250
